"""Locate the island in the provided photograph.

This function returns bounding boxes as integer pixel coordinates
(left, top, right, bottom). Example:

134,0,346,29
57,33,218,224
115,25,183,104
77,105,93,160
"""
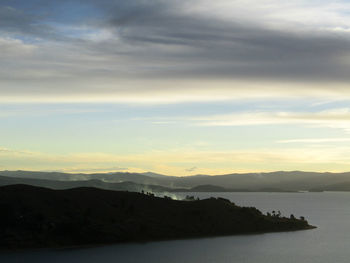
0,184,315,250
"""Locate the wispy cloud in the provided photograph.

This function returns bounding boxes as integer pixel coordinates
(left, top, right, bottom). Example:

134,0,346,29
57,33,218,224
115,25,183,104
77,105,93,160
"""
0,37,36,57
0,147,34,155
0,106,108,118
185,166,198,172
188,108,350,132
277,138,350,144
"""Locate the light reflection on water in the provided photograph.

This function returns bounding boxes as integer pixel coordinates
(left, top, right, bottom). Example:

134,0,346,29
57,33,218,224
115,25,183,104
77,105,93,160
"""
1,192,350,263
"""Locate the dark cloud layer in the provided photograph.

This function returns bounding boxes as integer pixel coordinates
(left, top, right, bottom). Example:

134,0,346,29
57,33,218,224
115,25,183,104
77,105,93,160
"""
97,0,350,81
1,0,350,98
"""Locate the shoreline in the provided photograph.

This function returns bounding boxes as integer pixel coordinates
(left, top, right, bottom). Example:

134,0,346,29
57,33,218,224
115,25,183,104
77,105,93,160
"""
0,225,317,253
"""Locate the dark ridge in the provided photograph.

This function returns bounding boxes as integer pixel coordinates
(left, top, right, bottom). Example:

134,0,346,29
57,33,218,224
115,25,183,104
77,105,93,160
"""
0,184,315,250
310,181,350,192
0,175,173,193
3,170,350,192
0,175,309,193
182,184,232,192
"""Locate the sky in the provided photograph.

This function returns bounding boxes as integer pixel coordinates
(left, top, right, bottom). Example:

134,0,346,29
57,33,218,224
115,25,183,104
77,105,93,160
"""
1,0,350,175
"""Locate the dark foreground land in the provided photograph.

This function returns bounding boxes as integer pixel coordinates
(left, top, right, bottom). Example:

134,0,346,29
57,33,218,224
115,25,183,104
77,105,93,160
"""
0,185,315,250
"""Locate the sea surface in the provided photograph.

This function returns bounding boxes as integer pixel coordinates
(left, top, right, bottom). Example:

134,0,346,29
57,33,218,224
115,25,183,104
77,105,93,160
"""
1,192,350,263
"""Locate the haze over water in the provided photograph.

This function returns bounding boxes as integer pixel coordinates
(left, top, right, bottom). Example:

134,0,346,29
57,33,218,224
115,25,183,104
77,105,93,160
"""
1,192,349,263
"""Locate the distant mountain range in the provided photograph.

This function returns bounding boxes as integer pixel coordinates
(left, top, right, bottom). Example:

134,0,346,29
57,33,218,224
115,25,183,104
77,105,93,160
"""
1,170,350,192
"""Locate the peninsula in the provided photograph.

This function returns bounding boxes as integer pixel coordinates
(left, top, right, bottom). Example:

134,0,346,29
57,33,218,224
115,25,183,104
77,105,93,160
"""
0,184,315,249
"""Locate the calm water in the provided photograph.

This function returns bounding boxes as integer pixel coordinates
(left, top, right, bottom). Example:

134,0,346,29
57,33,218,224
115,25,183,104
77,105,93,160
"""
1,192,350,263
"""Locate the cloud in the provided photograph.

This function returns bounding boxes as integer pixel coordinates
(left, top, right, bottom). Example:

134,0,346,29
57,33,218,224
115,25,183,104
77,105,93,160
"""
185,166,198,172
0,37,36,57
0,147,34,155
83,0,350,82
0,105,108,118
0,148,12,153
188,108,350,132
277,138,350,144
0,5,62,40
1,0,350,102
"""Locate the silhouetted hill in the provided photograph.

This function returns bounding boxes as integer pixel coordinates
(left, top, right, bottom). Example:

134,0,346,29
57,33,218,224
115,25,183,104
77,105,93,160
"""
166,171,350,191
190,185,230,192
0,171,161,184
0,175,173,193
0,185,314,249
177,185,237,192
310,181,350,192
172,185,294,193
140,172,168,178
2,170,350,192
0,175,295,193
